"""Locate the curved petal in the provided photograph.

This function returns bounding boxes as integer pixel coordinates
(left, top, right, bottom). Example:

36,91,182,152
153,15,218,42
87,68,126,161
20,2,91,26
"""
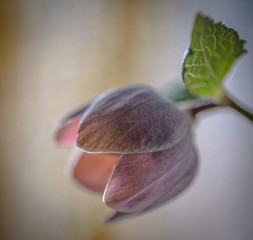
53,102,91,147
102,159,197,223
101,210,137,224
77,86,187,154
67,148,119,193
103,130,197,213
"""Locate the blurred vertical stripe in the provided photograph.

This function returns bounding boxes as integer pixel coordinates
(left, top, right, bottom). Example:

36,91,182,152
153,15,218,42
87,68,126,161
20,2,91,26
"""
0,0,23,239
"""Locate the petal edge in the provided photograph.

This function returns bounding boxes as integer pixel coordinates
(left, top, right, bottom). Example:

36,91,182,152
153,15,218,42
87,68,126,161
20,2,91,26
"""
77,86,187,154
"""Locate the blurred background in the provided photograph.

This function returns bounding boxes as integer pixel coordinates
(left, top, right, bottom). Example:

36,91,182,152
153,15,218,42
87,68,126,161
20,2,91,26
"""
1,0,253,239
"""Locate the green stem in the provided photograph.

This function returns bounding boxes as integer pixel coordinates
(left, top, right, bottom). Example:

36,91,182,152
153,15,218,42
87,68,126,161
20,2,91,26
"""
179,94,253,124
223,94,253,123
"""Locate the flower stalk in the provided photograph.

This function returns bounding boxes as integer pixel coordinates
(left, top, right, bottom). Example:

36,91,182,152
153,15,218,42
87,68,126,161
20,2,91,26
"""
223,93,253,123
177,93,253,124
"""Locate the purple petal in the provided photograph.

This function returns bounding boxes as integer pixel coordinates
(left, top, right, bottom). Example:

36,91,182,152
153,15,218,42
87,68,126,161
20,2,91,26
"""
102,160,197,224
53,102,91,147
77,86,187,154
103,130,197,213
68,148,119,193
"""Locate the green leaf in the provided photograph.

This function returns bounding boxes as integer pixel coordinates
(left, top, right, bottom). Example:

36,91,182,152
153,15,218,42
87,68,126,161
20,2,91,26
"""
162,83,197,102
182,13,246,101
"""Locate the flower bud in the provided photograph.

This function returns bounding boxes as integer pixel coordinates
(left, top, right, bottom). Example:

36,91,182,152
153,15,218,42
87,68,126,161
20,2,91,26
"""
53,86,197,223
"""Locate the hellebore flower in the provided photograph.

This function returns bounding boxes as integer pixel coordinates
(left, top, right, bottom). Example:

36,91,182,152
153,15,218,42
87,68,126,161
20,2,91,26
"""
53,86,197,223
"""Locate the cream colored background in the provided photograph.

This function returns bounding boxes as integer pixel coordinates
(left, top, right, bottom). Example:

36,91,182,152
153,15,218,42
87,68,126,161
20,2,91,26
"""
1,0,253,240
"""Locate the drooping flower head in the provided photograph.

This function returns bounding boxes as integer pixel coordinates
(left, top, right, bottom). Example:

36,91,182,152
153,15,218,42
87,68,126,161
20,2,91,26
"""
53,85,197,223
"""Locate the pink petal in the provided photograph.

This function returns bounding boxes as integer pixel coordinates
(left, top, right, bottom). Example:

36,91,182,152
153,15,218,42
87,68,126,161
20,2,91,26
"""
53,102,91,147
103,130,197,213
68,149,119,193
78,86,187,154
54,118,81,147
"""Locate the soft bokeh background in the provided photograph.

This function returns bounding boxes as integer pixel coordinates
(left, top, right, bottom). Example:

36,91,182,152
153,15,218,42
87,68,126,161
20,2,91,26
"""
1,0,253,239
